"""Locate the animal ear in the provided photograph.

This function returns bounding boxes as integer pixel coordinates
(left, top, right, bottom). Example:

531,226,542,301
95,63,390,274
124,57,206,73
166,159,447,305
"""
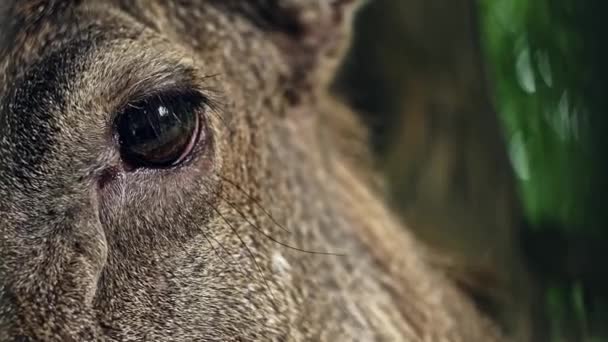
225,0,361,94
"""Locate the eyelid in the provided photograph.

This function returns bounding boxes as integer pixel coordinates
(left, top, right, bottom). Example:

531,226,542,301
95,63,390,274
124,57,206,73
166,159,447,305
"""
113,86,207,120
107,63,203,124
171,109,203,166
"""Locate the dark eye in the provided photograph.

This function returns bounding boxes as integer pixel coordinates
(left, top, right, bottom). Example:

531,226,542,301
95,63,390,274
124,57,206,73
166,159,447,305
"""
114,91,204,169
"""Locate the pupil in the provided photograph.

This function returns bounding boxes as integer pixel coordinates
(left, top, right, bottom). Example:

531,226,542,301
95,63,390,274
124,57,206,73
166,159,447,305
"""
115,92,202,168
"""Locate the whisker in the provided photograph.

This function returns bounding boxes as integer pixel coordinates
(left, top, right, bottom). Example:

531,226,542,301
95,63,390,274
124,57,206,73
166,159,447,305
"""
199,183,264,287
216,192,345,256
204,199,279,308
217,175,290,233
201,230,230,267
206,227,253,279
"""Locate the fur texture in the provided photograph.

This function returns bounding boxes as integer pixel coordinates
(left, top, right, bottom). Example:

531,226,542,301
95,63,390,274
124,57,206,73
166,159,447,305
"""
0,1,504,341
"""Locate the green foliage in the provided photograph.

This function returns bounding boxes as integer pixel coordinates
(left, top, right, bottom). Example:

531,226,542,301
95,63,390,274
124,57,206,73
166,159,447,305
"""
479,0,608,340
480,0,594,230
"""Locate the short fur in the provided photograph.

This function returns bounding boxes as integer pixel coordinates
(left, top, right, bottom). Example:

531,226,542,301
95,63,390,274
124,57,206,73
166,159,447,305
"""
0,1,504,341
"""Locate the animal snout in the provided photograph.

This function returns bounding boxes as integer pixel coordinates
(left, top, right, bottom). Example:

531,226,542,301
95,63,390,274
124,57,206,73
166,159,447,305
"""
0,192,107,341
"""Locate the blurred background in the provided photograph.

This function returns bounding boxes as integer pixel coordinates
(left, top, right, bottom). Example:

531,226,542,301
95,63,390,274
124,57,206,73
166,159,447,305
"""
334,0,608,341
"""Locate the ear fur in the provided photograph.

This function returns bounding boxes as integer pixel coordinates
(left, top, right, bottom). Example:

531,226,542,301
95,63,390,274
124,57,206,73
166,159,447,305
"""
214,0,361,97
276,0,362,88
215,0,359,46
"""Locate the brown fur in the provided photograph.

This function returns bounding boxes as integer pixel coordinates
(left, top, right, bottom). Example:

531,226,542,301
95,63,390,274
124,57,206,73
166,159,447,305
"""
0,1,506,340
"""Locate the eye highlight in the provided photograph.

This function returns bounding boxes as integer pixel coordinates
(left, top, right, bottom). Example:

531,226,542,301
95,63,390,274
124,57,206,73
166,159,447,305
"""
114,90,205,169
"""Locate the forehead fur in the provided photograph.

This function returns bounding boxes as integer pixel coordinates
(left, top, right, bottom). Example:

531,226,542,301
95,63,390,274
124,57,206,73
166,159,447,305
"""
0,0,358,48
0,0,76,53
0,0,359,97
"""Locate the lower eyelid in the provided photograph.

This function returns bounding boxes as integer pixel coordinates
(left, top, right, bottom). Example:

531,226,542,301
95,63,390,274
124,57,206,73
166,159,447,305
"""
172,110,203,166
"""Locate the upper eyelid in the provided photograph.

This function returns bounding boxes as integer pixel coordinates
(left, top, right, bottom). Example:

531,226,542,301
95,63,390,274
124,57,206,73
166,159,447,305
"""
113,86,207,118
107,66,209,123
49,35,226,135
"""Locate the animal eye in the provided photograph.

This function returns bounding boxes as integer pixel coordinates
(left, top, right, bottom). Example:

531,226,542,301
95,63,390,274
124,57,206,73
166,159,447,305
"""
114,91,204,169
